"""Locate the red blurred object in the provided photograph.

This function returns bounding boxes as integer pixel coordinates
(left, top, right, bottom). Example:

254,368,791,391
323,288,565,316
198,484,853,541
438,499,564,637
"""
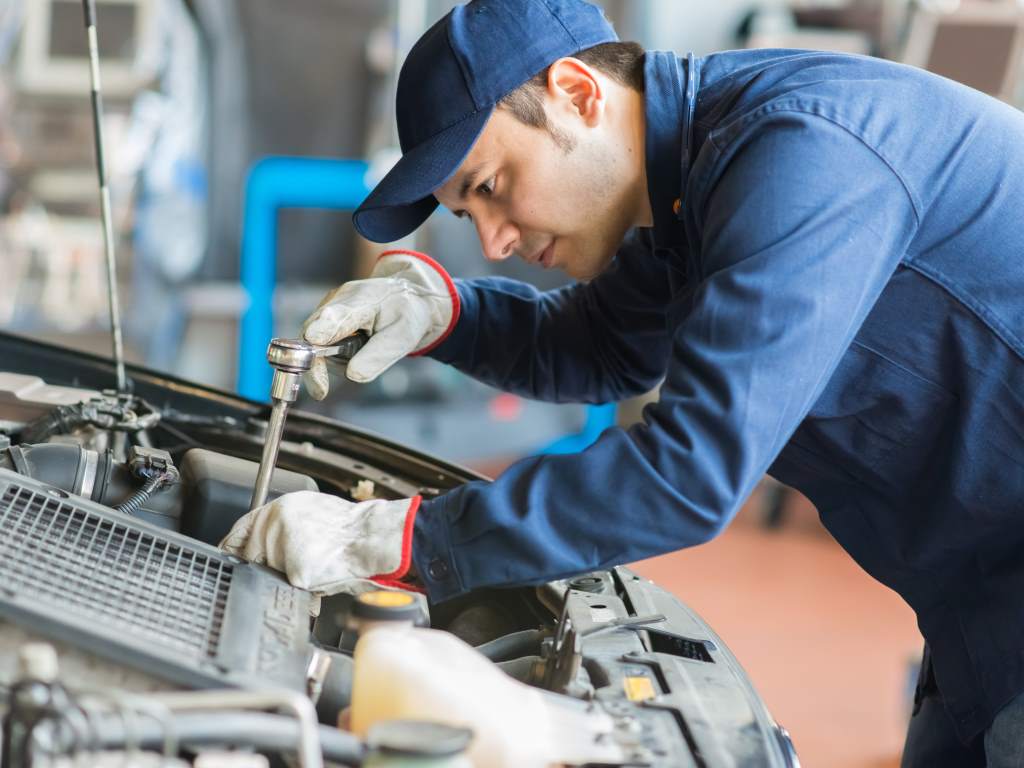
488,393,523,422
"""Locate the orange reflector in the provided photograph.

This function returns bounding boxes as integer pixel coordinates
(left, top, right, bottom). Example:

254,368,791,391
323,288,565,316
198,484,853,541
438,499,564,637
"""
623,675,656,702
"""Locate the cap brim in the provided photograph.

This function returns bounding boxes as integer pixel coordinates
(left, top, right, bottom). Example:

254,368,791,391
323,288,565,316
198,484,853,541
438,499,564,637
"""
353,107,493,243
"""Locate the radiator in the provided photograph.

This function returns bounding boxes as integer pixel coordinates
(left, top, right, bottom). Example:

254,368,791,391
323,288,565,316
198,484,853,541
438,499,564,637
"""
0,469,314,691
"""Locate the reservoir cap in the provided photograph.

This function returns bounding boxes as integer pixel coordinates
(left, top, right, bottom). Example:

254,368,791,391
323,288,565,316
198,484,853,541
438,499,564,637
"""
351,590,425,625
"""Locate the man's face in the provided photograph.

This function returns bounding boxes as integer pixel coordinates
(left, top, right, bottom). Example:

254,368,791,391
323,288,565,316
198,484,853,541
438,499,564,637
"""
434,105,635,282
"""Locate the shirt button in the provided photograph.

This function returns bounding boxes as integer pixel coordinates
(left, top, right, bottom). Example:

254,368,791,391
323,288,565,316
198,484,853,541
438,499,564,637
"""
427,558,450,580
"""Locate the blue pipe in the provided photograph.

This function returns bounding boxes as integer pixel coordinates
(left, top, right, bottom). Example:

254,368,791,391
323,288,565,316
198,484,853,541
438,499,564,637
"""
237,157,370,400
538,402,618,455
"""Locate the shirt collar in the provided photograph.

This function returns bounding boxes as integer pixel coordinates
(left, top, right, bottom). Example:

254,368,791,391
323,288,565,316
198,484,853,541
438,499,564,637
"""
643,51,695,252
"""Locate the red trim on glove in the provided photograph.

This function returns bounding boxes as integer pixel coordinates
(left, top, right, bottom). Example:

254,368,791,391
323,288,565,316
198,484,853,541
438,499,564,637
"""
372,577,427,594
376,250,461,356
371,495,422,592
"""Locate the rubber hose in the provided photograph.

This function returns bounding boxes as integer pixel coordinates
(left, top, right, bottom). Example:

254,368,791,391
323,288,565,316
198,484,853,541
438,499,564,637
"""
86,710,364,765
495,655,546,685
315,651,354,726
20,404,91,444
0,443,117,504
0,443,183,523
0,444,84,495
474,628,546,662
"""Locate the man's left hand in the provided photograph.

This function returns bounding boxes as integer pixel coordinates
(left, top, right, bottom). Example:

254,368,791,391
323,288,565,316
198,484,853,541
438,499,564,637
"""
219,491,421,595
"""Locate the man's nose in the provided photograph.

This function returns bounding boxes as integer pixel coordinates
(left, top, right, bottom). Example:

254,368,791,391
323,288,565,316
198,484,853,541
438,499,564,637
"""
476,213,518,262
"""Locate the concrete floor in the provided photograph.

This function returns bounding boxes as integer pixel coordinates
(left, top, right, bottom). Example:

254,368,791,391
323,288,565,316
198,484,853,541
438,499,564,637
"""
630,489,923,768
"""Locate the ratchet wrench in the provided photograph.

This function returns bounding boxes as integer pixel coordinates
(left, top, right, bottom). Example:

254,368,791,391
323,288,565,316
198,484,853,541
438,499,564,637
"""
249,333,368,511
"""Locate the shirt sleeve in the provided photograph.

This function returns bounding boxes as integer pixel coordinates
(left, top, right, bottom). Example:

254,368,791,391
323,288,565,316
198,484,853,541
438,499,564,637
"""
413,113,920,602
425,231,674,403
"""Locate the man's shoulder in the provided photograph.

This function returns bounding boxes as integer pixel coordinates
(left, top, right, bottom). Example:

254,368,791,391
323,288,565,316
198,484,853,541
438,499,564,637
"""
695,48,992,138
691,48,1009,196
699,49,915,96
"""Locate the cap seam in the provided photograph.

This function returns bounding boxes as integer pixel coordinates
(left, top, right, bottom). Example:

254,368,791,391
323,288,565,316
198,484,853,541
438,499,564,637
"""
447,8,488,111
539,0,582,48
403,103,495,159
411,105,491,149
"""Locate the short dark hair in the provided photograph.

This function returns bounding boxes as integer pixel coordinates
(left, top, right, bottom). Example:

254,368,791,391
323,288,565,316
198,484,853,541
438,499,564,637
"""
499,41,645,133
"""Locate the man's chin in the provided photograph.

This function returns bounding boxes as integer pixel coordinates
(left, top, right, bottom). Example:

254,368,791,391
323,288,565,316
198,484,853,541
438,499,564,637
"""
564,256,615,283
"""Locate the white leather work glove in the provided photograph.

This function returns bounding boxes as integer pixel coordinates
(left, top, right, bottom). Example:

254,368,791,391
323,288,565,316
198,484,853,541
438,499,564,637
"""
219,491,422,595
302,250,459,398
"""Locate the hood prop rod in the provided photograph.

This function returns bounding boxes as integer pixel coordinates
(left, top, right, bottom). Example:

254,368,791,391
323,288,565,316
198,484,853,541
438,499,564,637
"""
82,0,127,393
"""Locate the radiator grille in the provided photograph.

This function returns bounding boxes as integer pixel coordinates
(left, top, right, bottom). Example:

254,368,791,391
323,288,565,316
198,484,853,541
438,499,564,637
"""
0,484,232,659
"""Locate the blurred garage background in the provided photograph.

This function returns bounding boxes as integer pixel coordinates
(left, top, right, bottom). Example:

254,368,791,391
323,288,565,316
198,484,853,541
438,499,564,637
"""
1,1,1021,764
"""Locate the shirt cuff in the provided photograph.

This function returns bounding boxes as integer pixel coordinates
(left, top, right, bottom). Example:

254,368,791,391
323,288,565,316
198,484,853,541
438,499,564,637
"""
423,280,476,365
412,493,467,602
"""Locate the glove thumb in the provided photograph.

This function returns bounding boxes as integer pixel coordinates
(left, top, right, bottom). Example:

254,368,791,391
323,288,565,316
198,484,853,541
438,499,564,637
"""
303,357,330,401
303,303,377,347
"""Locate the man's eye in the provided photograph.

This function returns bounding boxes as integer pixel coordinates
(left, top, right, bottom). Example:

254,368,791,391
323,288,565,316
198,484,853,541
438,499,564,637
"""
477,177,495,196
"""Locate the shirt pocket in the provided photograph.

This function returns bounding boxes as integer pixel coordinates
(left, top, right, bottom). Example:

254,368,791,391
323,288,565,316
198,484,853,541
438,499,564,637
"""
791,341,956,495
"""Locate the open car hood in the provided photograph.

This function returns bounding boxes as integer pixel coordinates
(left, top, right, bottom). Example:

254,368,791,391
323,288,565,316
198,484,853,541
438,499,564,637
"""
0,330,799,767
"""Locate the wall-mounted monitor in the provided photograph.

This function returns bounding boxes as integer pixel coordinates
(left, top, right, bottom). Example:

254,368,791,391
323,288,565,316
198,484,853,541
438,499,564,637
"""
16,0,155,97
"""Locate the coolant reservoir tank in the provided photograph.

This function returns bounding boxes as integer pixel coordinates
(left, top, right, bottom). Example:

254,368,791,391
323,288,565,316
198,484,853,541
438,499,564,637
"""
349,625,624,768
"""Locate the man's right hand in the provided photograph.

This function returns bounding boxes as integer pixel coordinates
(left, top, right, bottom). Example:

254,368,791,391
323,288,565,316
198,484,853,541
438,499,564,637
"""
301,250,459,399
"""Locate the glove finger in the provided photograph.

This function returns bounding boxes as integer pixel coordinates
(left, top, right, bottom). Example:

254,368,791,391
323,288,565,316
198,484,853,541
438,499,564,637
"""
303,303,377,346
303,358,330,401
345,312,430,383
218,510,256,554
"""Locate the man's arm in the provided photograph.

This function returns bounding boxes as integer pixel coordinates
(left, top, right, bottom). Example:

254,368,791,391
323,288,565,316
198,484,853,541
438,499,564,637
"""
426,232,675,403
413,114,920,601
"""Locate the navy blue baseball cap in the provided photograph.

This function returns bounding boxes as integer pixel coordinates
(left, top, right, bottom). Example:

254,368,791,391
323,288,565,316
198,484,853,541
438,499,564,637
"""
352,0,618,243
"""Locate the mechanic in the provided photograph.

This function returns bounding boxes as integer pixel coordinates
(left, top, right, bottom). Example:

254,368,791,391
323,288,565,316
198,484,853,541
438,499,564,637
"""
220,1,1024,763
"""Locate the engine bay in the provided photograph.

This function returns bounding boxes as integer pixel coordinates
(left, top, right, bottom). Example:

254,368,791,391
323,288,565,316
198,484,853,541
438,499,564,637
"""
0,333,798,767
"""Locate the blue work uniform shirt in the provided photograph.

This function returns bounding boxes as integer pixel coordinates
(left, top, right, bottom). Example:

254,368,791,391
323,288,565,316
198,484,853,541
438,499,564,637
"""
411,48,1024,740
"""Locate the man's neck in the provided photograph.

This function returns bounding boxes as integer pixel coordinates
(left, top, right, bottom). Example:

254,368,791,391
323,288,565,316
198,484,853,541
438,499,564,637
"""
622,86,653,228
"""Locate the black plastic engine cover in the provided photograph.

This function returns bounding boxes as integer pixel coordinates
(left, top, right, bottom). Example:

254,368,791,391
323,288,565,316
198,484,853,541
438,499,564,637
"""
178,448,318,545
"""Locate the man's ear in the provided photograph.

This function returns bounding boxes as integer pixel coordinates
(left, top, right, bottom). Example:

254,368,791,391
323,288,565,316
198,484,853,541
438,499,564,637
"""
546,57,604,127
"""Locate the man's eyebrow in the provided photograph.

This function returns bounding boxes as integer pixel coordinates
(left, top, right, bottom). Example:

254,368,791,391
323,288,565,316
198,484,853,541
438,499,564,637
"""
457,164,486,200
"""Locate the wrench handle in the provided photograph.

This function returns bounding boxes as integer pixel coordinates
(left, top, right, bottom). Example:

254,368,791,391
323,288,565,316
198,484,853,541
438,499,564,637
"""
323,331,369,364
